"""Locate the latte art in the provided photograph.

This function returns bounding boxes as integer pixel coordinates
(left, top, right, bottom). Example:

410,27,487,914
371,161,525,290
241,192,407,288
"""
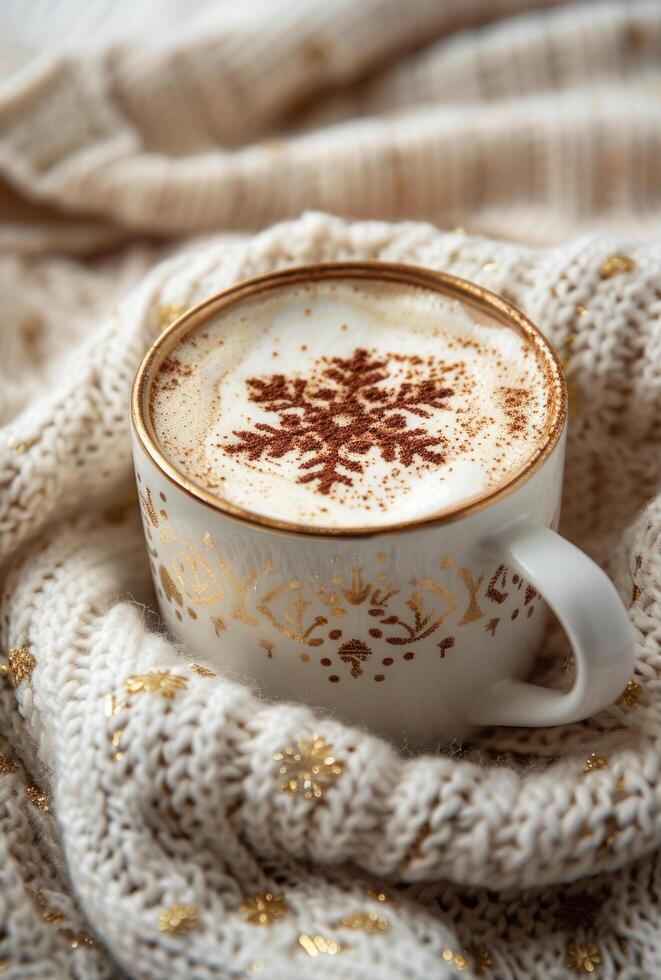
149,277,558,528
225,347,455,495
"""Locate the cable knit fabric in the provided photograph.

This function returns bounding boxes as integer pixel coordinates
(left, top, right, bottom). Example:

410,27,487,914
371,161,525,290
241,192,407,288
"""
1,3,660,979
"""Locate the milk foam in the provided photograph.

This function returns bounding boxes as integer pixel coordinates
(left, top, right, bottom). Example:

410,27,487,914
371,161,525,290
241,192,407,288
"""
150,278,555,529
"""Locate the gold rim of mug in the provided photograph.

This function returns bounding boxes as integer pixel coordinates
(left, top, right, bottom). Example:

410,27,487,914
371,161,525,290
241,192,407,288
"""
131,261,567,538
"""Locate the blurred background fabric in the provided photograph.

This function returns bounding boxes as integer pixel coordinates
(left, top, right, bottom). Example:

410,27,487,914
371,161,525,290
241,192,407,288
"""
0,2,660,978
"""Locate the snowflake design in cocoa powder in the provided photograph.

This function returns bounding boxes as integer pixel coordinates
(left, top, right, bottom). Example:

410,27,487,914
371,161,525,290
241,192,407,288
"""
225,348,455,495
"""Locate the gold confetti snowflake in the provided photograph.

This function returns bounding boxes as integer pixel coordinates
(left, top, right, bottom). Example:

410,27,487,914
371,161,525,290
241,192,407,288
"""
26,785,50,812
582,753,609,775
601,254,635,278
125,671,188,699
338,911,389,934
297,934,341,957
240,892,288,926
274,734,343,801
616,680,642,708
566,941,601,974
442,948,469,971
9,646,36,684
158,904,198,934
189,663,216,677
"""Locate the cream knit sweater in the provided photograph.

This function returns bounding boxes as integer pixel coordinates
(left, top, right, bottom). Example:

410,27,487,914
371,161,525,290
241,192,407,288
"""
1,2,660,978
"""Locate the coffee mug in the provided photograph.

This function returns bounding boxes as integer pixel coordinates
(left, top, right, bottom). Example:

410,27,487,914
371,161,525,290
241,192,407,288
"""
130,262,634,750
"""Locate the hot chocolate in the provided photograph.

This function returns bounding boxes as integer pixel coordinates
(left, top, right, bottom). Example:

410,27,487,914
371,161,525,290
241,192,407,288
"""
148,275,558,529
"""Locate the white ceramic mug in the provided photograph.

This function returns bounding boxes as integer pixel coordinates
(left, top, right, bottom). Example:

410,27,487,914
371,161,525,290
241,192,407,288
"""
130,263,634,750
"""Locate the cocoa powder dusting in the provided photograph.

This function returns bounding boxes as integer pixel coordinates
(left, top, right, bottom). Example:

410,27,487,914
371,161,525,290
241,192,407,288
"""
160,356,192,378
498,386,531,435
225,348,455,495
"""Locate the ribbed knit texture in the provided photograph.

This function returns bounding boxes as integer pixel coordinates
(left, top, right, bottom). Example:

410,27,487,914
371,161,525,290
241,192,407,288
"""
1,3,660,979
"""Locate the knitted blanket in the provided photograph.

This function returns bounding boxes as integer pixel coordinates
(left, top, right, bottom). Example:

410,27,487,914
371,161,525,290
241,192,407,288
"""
1,2,660,978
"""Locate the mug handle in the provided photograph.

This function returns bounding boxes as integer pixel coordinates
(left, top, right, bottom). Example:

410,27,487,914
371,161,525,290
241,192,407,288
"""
467,518,635,728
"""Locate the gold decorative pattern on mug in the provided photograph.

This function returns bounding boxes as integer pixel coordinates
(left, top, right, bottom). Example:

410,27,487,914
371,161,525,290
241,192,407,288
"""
140,483,543,679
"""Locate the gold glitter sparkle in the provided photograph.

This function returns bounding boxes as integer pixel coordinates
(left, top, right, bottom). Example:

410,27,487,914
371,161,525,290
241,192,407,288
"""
9,646,36,684
601,254,635,278
189,663,216,677
156,304,187,329
617,679,642,707
240,892,288,926
26,785,50,812
26,888,63,924
582,753,609,775
0,753,18,774
111,730,123,763
442,948,469,971
469,945,494,976
125,671,188,699
158,904,198,934
365,887,397,906
337,911,389,934
599,815,619,851
59,928,97,949
565,940,601,974
297,934,341,957
274,734,342,801
105,693,126,717
6,435,38,453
